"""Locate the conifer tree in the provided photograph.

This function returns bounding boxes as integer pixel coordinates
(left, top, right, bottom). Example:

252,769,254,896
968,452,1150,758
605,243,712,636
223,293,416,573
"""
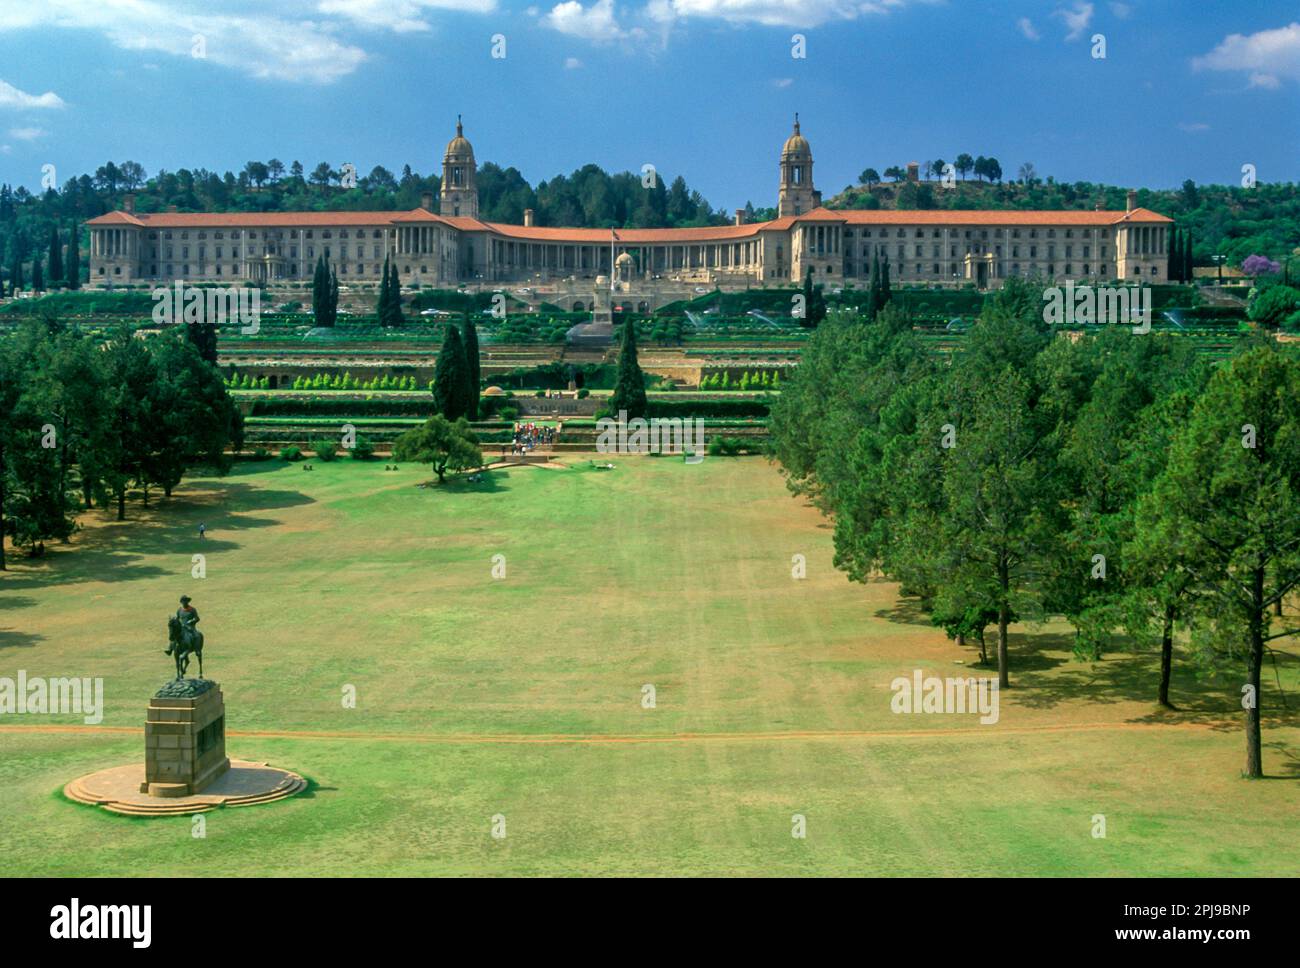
387,261,403,326
609,318,648,419
48,226,62,285
431,324,472,420
65,225,80,290
376,256,394,325
462,313,481,419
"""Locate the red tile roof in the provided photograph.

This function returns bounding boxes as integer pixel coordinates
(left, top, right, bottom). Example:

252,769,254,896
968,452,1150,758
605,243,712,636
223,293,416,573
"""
85,210,421,227
829,206,1172,225
85,204,1171,238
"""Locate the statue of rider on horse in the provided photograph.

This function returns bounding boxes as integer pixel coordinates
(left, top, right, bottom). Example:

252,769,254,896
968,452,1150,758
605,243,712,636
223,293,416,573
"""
166,595,205,680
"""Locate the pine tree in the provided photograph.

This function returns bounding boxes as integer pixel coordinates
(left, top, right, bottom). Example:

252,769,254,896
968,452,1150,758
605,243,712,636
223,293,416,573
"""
609,319,648,419
65,225,80,290
48,226,63,285
462,313,481,420
431,324,472,420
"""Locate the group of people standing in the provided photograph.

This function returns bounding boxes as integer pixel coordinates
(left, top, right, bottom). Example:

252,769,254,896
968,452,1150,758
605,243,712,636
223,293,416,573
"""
511,421,559,456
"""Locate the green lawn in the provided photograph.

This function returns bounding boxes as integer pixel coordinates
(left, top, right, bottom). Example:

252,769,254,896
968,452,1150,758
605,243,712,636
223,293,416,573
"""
1,458,1296,876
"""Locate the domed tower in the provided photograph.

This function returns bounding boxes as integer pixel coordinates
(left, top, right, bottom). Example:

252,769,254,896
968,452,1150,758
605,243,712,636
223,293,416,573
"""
440,116,478,219
778,114,820,217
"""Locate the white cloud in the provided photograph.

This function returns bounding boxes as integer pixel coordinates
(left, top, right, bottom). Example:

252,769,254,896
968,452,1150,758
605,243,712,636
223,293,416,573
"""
317,0,497,33
0,0,505,84
1055,2,1093,41
1177,121,1209,133
0,80,65,110
564,55,583,68
1017,17,1039,41
546,0,626,40
1109,2,1130,19
772,77,793,88
7,126,47,140
647,0,922,30
1193,23,1300,89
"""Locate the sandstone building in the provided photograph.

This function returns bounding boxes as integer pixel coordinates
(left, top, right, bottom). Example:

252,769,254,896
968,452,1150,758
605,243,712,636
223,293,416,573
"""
87,118,1172,292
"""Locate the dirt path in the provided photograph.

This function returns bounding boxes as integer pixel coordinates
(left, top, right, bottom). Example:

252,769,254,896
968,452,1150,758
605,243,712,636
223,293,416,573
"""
0,719,1230,746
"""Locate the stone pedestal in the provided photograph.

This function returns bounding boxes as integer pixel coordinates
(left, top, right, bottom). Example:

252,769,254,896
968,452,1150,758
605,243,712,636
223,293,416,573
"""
140,680,230,798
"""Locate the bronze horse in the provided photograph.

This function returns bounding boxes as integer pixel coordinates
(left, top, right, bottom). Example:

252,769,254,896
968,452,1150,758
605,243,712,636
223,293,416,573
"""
166,616,204,680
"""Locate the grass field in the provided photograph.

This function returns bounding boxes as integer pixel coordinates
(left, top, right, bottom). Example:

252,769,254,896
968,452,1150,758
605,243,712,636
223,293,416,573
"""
1,457,1297,876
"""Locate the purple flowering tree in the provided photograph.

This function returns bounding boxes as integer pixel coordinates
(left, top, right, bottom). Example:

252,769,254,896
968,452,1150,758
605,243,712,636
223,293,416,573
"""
1242,254,1281,278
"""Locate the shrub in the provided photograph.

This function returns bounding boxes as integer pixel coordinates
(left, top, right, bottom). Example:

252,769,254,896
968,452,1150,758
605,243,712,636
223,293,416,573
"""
250,447,271,461
707,436,746,456
349,434,376,460
280,446,303,462
311,437,339,461
577,388,590,399
497,405,519,421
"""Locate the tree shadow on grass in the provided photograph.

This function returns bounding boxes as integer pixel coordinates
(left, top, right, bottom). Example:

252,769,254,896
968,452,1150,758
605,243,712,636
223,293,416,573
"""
0,481,315,591
0,627,45,651
873,597,935,627
1009,630,1289,730
220,460,288,477
412,471,511,494
1262,742,1300,779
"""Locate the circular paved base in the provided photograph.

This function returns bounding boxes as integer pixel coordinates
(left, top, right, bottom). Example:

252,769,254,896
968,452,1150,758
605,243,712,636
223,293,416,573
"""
65,760,306,816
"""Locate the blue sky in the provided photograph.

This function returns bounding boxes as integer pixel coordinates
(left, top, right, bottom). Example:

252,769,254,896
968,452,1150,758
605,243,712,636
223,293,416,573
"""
1,0,1297,212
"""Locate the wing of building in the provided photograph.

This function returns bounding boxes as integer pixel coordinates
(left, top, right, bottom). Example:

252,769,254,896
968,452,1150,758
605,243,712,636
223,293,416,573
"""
86,117,1172,293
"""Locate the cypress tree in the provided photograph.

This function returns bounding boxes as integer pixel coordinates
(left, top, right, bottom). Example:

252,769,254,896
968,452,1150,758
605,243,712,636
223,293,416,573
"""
867,251,881,315
609,318,648,419
431,324,471,420
48,226,62,285
1183,231,1193,282
311,255,327,323
1167,227,1181,282
65,225,80,290
376,255,393,325
10,249,23,295
880,254,892,307
462,313,481,420
387,261,403,326
328,266,339,327
32,255,43,293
